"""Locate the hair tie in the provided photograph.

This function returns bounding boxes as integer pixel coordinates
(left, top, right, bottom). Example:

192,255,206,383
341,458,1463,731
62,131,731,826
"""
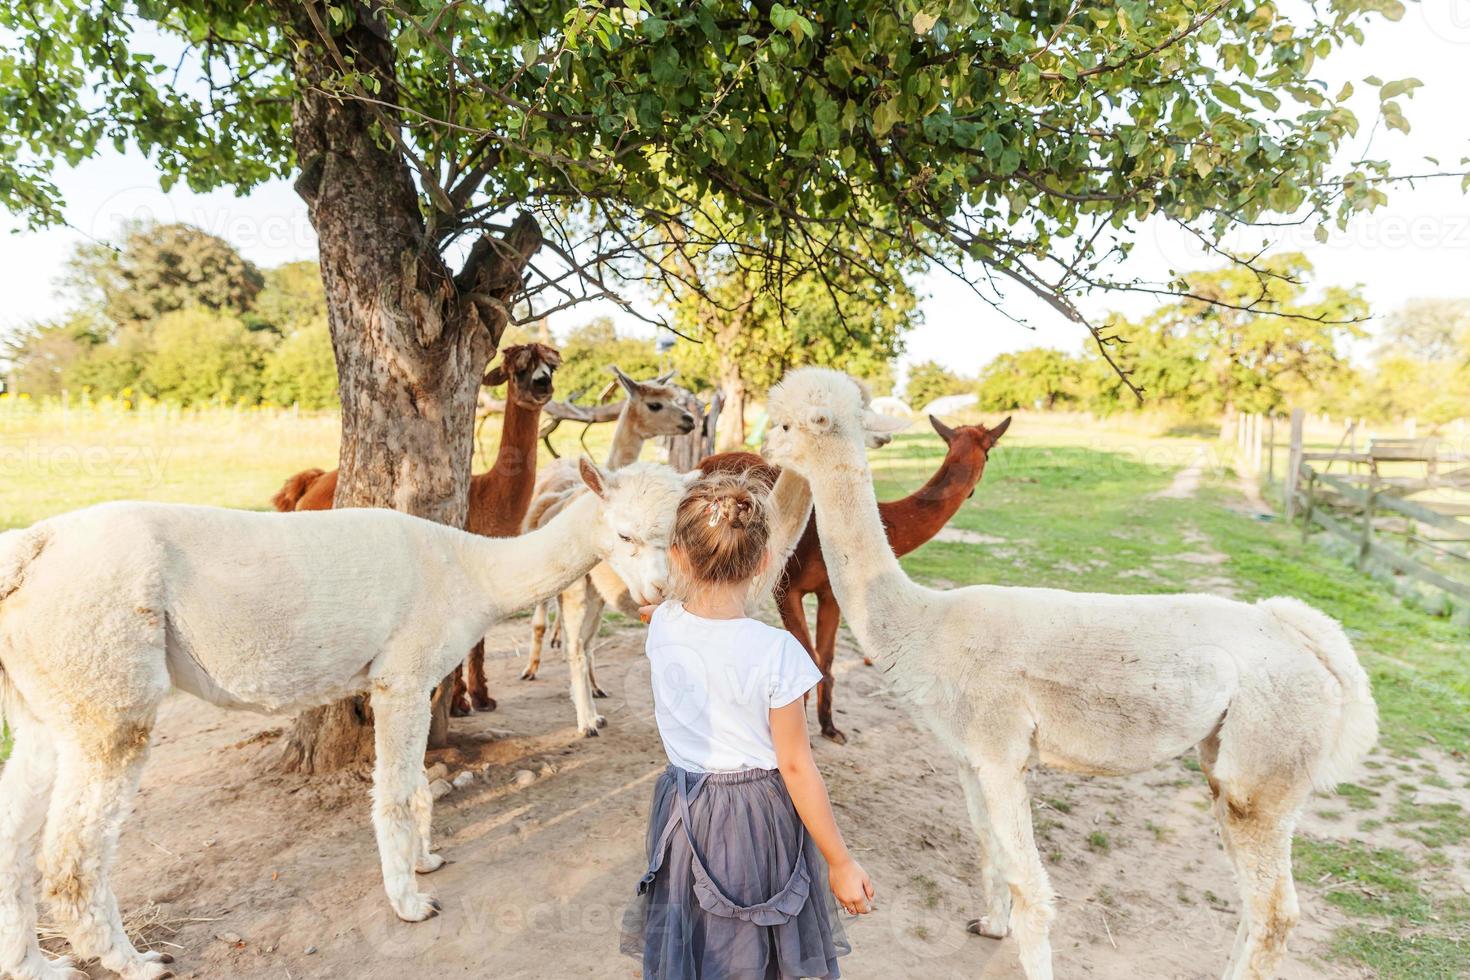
707,500,722,527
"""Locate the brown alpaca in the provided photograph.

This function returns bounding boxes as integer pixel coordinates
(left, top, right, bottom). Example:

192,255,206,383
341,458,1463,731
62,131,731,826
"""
700,414,1009,743
271,343,562,715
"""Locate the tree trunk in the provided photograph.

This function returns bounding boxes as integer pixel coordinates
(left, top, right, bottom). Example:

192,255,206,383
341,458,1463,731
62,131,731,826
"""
716,365,747,451
276,9,540,772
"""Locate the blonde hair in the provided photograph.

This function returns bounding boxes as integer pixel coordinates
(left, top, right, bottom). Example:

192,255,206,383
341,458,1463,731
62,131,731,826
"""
671,471,772,589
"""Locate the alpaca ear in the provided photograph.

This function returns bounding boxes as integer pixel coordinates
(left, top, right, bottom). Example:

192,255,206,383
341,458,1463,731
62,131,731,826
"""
682,470,702,487
611,365,642,398
656,369,677,384
929,414,956,445
483,363,509,387
543,346,563,369
579,457,610,500
863,410,910,436
985,415,1013,448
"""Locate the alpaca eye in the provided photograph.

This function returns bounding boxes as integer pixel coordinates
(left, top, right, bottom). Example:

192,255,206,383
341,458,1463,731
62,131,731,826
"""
648,402,662,411
619,533,633,543
781,424,790,431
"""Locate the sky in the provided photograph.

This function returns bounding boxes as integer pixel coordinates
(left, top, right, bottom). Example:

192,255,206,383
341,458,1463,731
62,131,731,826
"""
1,3,1466,378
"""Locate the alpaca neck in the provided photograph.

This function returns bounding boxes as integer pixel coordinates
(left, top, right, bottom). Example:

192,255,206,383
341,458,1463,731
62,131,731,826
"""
805,456,923,648
457,490,603,615
881,448,984,557
605,409,645,469
468,397,543,536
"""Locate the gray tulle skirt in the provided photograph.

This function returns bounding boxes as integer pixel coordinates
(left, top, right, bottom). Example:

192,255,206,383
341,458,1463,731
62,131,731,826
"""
620,766,850,979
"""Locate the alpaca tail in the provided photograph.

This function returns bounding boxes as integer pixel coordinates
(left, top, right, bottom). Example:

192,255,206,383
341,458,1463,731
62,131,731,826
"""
272,468,326,512
1260,596,1379,790
0,526,49,732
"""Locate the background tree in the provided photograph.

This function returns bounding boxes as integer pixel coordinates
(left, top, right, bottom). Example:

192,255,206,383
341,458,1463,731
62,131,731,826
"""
1356,298,1470,424
669,250,916,448
4,226,335,408
1,0,1417,769
976,348,1088,411
1102,254,1366,420
64,222,264,325
904,360,973,410
554,317,665,405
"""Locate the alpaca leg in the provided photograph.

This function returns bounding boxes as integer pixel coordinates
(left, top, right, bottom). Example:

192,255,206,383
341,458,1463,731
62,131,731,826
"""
957,763,1012,940
1216,802,1301,980
411,775,446,875
775,587,816,664
813,589,844,744
584,592,608,699
369,687,442,922
968,758,1056,980
465,640,496,712
522,601,547,680
561,584,604,737
449,663,472,717
0,720,84,980
42,736,173,980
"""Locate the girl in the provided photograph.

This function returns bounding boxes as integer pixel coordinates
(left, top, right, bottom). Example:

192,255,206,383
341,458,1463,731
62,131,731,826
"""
621,470,874,980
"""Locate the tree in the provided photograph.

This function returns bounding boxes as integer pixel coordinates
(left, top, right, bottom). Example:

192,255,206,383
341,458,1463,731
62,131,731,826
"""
1102,254,1365,418
1,316,102,397
262,318,339,409
2,0,1414,769
669,251,915,448
905,361,972,410
143,309,268,405
1378,299,1470,362
555,317,664,405
65,222,265,325
977,348,1086,411
253,261,329,334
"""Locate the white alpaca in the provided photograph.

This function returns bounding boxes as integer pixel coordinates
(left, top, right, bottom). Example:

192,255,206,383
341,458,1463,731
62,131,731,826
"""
0,460,688,980
519,367,697,735
763,368,1378,980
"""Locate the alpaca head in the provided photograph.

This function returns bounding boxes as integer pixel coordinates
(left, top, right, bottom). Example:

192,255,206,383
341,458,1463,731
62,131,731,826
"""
577,458,693,606
764,368,908,474
929,414,1011,496
486,343,561,410
611,366,697,438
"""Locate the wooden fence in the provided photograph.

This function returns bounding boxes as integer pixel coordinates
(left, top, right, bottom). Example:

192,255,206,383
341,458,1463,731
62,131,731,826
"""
1280,408,1470,608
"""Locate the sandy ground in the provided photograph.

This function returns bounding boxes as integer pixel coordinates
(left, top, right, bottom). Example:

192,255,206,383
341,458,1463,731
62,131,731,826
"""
42,595,1396,980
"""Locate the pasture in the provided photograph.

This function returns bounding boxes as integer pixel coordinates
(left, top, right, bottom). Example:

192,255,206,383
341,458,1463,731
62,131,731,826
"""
1,402,1466,978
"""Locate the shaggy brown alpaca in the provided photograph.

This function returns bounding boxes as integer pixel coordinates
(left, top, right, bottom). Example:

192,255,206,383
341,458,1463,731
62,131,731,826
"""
699,413,1009,742
271,343,562,715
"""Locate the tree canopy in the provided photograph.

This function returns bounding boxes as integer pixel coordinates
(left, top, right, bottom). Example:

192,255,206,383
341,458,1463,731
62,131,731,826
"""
1,0,1419,362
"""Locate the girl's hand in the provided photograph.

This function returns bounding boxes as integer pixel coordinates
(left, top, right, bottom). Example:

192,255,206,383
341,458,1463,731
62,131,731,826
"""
638,603,659,624
830,858,875,915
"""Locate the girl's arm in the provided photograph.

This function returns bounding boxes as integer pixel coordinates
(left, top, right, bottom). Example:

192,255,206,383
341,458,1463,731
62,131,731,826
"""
770,699,875,915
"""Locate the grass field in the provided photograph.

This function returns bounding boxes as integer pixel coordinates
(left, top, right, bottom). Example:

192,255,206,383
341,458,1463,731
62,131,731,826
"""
2,402,1467,975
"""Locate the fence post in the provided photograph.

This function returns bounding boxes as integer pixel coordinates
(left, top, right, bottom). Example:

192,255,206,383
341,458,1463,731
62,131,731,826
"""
1301,470,1316,541
1251,413,1264,475
1284,408,1305,520
1357,473,1378,570
1265,415,1276,484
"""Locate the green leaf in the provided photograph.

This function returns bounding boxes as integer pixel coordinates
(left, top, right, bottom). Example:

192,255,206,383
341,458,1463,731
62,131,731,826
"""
1379,77,1422,101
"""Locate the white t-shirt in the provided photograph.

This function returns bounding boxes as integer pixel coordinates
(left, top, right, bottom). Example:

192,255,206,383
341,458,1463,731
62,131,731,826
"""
645,602,823,773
